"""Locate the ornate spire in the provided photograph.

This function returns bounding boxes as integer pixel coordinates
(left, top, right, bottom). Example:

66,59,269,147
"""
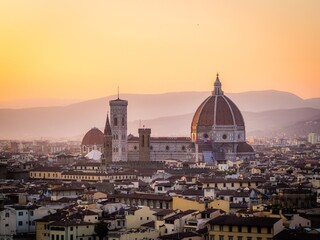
104,112,112,135
212,72,224,96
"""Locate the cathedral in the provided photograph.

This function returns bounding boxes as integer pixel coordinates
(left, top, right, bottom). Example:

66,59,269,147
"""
81,74,254,163
191,74,254,162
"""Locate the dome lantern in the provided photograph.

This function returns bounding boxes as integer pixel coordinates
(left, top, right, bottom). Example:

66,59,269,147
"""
212,73,224,96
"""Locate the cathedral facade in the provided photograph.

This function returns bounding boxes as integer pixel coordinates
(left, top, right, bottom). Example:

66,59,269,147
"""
82,74,254,163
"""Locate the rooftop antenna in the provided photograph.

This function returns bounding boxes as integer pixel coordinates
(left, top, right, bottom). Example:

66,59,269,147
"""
117,86,119,99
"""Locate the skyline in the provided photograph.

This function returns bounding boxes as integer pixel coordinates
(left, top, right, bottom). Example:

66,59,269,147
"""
1,0,320,106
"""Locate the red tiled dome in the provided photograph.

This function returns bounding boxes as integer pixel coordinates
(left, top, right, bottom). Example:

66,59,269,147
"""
191,95,245,130
81,127,104,146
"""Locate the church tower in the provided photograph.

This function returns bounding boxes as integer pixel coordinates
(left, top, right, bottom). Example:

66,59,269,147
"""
110,96,128,161
138,128,151,161
102,113,112,166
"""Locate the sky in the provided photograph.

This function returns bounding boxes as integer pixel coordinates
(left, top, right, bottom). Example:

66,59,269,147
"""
1,0,320,107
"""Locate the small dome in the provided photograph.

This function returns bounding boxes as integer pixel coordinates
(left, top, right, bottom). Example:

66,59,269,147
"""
237,142,254,153
81,127,104,146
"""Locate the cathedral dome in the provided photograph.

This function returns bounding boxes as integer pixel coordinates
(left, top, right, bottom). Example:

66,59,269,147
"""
81,127,104,146
191,74,245,133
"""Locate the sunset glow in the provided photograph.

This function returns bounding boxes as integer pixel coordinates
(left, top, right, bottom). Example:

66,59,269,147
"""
1,0,320,104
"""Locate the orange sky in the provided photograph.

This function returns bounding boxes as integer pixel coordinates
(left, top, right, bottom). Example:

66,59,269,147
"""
1,0,319,104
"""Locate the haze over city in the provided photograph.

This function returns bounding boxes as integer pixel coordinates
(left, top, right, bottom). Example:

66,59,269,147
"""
1,0,320,109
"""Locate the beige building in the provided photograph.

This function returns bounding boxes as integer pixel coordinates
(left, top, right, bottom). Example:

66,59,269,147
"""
201,177,265,191
172,196,230,213
29,167,62,180
111,192,172,210
47,221,95,240
207,215,283,240
125,206,156,229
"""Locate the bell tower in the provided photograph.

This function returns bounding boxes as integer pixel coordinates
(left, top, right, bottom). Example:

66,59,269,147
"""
109,96,128,162
138,128,151,161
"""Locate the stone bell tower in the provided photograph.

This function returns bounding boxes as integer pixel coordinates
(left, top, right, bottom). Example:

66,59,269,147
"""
109,95,128,162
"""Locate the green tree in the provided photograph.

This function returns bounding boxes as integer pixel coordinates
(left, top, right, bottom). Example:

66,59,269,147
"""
94,221,109,240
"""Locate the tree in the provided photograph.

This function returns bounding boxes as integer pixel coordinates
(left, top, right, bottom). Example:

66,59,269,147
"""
94,221,109,240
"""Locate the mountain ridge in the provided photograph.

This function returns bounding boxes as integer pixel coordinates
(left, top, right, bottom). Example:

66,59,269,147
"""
0,90,319,140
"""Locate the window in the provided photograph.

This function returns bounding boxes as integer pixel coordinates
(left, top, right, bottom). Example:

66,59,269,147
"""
114,117,118,126
70,235,73,240
51,235,54,240
122,117,125,126
229,226,233,232
166,146,169,151
257,227,261,233
246,237,252,240
210,236,215,240
61,236,64,240
238,226,242,232
219,225,223,231
247,226,251,233
5,213,9,218
228,237,233,240
18,221,23,226
237,237,242,240
57,235,60,240
30,211,34,216
219,236,224,240
267,227,272,234
142,135,145,147
18,212,23,216
257,238,262,240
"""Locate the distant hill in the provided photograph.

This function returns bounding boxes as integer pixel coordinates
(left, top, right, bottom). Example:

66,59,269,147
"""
129,108,320,137
0,90,319,139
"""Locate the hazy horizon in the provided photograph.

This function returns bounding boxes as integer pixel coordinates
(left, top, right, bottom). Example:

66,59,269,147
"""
1,88,319,109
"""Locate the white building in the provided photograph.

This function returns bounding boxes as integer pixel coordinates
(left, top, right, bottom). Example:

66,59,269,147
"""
0,207,16,238
308,132,319,144
9,205,56,234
